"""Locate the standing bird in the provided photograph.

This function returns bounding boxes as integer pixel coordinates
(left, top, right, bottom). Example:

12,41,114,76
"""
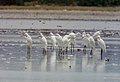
93,31,101,41
61,35,71,54
50,32,57,50
81,32,90,54
38,32,47,54
22,31,32,59
69,32,77,53
96,35,106,60
86,34,95,56
55,33,63,51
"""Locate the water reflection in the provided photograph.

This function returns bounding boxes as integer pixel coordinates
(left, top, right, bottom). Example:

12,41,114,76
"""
48,50,57,72
24,44,32,72
25,56,32,72
39,55,47,72
0,30,120,73
0,44,114,73
26,45,32,59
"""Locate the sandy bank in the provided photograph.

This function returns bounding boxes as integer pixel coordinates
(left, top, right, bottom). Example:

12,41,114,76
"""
0,10,120,21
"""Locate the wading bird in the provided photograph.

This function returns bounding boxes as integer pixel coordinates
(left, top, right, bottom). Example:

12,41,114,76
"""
62,34,71,54
93,31,101,41
81,32,90,54
86,34,95,57
50,32,57,50
69,31,77,53
38,32,47,54
55,33,63,52
22,31,32,59
96,35,106,60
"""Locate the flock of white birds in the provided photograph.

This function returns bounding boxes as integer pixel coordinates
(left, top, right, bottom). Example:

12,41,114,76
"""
22,30,106,60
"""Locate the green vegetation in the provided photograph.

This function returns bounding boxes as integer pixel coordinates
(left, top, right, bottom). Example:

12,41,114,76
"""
0,0,120,7
38,0,120,6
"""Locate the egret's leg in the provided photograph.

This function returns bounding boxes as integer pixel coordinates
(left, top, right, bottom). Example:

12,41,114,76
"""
66,47,68,54
59,48,61,54
71,43,74,54
58,48,60,55
53,46,54,51
60,49,63,55
71,44,73,54
43,48,46,54
45,48,47,54
73,44,74,52
57,47,61,57
83,45,86,54
58,47,60,54
63,50,64,55
90,48,93,56
59,48,63,56
71,43,72,54
43,48,44,54
101,49,103,60
58,49,62,54
27,45,31,59
50,46,54,51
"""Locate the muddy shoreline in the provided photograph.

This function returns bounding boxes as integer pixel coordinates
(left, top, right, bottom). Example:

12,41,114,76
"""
0,10,120,21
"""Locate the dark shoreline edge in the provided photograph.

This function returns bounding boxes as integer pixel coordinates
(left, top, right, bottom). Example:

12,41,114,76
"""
0,18,120,22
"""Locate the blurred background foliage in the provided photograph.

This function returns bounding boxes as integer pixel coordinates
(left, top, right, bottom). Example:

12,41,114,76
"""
0,0,120,6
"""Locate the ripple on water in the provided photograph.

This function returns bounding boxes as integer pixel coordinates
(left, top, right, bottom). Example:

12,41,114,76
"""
6,61,10,64
11,44,15,46
0,54,5,57
113,46,118,49
20,57,26,61
2,48,7,51
112,63,118,66
113,53,118,56
1,58,6,61
106,45,110,48
7,53,12,55
20,44,25,47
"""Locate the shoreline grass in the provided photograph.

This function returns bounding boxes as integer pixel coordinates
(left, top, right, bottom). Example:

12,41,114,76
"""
0,6,120,12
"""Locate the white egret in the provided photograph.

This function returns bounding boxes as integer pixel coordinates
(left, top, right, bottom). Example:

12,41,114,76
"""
55,33,63,49
38,32,47,54
22,31,32,47
61,34,71,54
55,33,63,55
69,31,76,53
82,32,90,48
86,34,95,56
50,32,57,50
22,31,32,59
81,32,90,54
96,35,106,60
93,31,101,41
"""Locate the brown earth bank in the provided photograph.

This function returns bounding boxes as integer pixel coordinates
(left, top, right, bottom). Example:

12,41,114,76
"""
0,6,120,21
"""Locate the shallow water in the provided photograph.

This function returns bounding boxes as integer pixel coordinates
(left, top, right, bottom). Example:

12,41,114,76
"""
0,19,120,82
0,19,120,30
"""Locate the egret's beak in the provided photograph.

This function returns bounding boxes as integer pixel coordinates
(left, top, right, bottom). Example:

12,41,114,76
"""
21,31,26,36
38,31,41,35
21,32,27,38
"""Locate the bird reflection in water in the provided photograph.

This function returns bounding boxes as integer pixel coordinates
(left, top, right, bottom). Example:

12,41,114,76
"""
27,45,32,59
25,54,32,72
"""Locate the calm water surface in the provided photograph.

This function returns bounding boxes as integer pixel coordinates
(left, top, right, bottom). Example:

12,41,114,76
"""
0,19,120,82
